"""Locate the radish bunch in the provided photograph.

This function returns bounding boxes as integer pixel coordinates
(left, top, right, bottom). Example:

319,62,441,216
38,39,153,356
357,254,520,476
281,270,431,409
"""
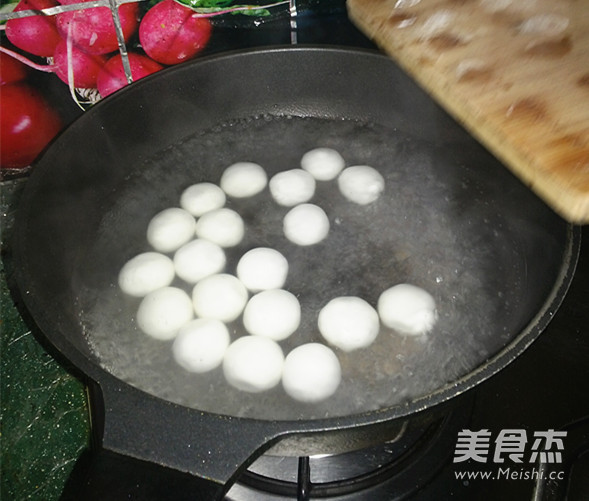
1,0,288,171
2,0,215,99
139,0,212,66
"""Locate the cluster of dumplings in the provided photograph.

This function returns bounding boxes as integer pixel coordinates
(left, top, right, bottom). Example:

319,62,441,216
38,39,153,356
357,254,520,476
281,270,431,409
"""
118,148,437,404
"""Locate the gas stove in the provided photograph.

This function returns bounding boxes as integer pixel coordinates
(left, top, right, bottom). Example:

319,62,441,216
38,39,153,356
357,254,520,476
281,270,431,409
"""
223,224,589,501
225,218,589,499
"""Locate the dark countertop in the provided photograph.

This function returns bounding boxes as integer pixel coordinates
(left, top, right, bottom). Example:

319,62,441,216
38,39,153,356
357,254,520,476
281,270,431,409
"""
1,179,89,500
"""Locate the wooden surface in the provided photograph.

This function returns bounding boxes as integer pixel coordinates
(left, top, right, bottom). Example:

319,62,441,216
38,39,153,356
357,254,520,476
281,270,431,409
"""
347,0,589,224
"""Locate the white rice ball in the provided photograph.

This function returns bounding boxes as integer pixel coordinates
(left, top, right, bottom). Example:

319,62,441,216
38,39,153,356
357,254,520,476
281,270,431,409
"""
283,203,330,246
220,162,268,198
236,247,289,292
173,239,226,284
337,165,385,205
118,252,175,297
269,169,316,207
318,296,380,352
172,318,230,373
146,207,196,253
195,208,245,248
377,284,438,335
282,343,341,403
223,336,284,392
242,289,301,341
136,286,194,340
192,273,248,323
300,147,345,181
180,182,226,217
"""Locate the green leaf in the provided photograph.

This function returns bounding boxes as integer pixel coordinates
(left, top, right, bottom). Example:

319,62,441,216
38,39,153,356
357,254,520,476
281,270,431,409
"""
187,0,233,7
174,0,286,17
0,1,17,24
195,0,235,6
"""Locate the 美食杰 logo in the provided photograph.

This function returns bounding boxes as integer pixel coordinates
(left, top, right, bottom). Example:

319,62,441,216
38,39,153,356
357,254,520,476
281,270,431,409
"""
452,429,566,482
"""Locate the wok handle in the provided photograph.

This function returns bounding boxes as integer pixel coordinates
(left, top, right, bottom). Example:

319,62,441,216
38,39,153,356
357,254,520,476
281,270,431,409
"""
75,376,283,500
61,447,224,501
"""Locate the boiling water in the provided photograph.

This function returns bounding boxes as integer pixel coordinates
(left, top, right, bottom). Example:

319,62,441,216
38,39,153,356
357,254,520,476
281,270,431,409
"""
77,115,532,420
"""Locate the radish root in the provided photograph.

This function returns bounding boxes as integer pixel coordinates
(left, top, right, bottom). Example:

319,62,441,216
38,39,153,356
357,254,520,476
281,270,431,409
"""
65,22,94,110
0,45,55,72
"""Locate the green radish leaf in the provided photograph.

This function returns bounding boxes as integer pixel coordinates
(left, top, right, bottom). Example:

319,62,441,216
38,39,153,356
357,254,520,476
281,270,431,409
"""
173,0,288,17
0,2,18,25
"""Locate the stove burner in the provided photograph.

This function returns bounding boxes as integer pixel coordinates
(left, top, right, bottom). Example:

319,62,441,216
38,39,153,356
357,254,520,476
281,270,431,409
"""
226,396,473,500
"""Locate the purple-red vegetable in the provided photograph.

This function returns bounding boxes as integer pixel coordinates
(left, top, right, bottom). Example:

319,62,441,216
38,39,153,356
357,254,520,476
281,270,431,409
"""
0,52,29,85
5,0,62,57
53,39,107,89
97,52,163,97
1,83,63,169
56,0,140,55
139,0,212,66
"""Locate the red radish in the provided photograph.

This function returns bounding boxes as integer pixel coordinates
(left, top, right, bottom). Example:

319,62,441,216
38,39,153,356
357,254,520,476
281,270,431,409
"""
1,83,63,169
56,0,139,55
139,0,212,65
97,52,163,97
0,52,29,85
53,39,107,89
1,43,104,91
5,0,62,57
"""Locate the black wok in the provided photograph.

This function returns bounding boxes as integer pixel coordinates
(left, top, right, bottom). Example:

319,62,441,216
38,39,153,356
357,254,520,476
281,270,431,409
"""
13,47,580,499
